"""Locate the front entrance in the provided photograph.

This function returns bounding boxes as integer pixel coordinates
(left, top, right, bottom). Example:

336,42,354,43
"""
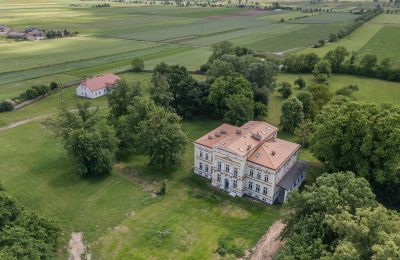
224,178,229,190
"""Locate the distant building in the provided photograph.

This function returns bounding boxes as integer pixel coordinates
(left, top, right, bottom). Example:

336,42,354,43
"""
193,121,307,204
0,25,11,35
6,27,46,40
24,28,46,40
76,73,120,99
6,31,26,40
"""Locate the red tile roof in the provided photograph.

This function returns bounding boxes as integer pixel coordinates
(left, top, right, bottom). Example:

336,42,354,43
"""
194,121,300,170
82,73,120,92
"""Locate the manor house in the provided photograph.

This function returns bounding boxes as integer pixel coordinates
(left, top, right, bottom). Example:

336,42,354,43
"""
193,121,307,204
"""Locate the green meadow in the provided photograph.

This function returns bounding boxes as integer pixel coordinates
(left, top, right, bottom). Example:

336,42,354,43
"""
298,13,400,67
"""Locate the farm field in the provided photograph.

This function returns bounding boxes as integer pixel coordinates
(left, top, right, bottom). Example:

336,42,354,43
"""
0,0,358,99
297,13,400,67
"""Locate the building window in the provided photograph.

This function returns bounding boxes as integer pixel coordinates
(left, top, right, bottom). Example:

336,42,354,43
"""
199,151,203,158
233,168,238,177
205,153,209,160
264,174,269,182
250,169,254,177
205,164,209,172
263,187,268,195
233,180,237,188
255,184,260,192
217,162,221,171
257,172,261,180
248,181,253,190
225,164,230,172
199,162,203,170
217,174,221,181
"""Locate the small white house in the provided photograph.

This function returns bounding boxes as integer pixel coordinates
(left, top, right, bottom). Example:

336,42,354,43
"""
76,73,120,99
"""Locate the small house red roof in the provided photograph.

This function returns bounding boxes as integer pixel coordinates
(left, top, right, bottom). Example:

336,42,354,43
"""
82,73,120,91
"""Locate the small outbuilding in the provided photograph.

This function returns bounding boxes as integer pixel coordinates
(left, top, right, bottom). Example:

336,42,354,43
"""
76,73,120,99
0,25,11,35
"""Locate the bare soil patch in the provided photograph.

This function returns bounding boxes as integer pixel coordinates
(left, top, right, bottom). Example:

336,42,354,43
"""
68,232,91,260
249,221,285,260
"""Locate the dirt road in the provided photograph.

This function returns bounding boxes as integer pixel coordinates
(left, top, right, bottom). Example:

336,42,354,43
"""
249,221,285,260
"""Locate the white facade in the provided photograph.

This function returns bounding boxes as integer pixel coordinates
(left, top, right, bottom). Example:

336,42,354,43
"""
76,85,109,99
193,122,306,205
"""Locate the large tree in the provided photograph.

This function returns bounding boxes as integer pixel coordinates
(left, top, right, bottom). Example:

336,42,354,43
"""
207,59,236,79
324,46,349,72
276,172,398,260
151,63,206,118
137,106,187,167
246,60,275,89
310,100,400,205
280,97,304,133
224,94,254,126
208,75,253,117
48,102,118,177
208,41,235,63
107,79,142,123
296,90,314,119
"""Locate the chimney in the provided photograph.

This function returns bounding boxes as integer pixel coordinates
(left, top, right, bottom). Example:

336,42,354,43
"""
236,128,242,134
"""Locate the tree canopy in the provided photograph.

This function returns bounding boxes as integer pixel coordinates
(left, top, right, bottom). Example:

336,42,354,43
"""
280,97,304,133
310,100,400,205
277,172,400,260
48,102,118,177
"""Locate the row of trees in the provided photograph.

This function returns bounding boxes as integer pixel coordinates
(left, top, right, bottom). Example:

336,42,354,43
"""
276,172,400,259
0,184,61,258
283,46,400,82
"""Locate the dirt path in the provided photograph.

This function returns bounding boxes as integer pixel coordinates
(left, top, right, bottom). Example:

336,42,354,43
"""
0,107,107,132
249,220,285,260
68,232,91,260
0,113,55,131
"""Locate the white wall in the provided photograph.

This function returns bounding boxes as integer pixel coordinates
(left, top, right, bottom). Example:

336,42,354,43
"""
76,85,108,99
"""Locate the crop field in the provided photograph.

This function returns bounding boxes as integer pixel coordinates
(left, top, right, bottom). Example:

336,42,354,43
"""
298,14,400,67
0,1,359,99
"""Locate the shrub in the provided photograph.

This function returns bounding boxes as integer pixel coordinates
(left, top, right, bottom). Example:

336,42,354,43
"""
50,82,58,90
0,100,14,112
315,73,329,83
216,235,245,257
278,81,292,98
335,84,359,97
156,181,167,195
294,77,306,89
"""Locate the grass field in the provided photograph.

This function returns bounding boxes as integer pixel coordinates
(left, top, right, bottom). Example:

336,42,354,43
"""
0,1,358,99
297,13,400,67
268,73,400,125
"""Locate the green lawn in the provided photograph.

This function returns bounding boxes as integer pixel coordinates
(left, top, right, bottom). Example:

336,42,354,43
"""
0,115,281,258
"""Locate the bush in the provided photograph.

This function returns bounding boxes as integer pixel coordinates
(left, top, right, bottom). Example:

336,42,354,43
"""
200,63,210,73
156,181,167,195
0,100,14,112
216,235,245,257
131,58,145,72
278,81,292,98
315,73,329,83
294,77,306,89
335,84,359,97
50,82,58,90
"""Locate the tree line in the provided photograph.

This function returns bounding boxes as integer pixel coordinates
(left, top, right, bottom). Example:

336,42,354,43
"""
283,46,400,82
